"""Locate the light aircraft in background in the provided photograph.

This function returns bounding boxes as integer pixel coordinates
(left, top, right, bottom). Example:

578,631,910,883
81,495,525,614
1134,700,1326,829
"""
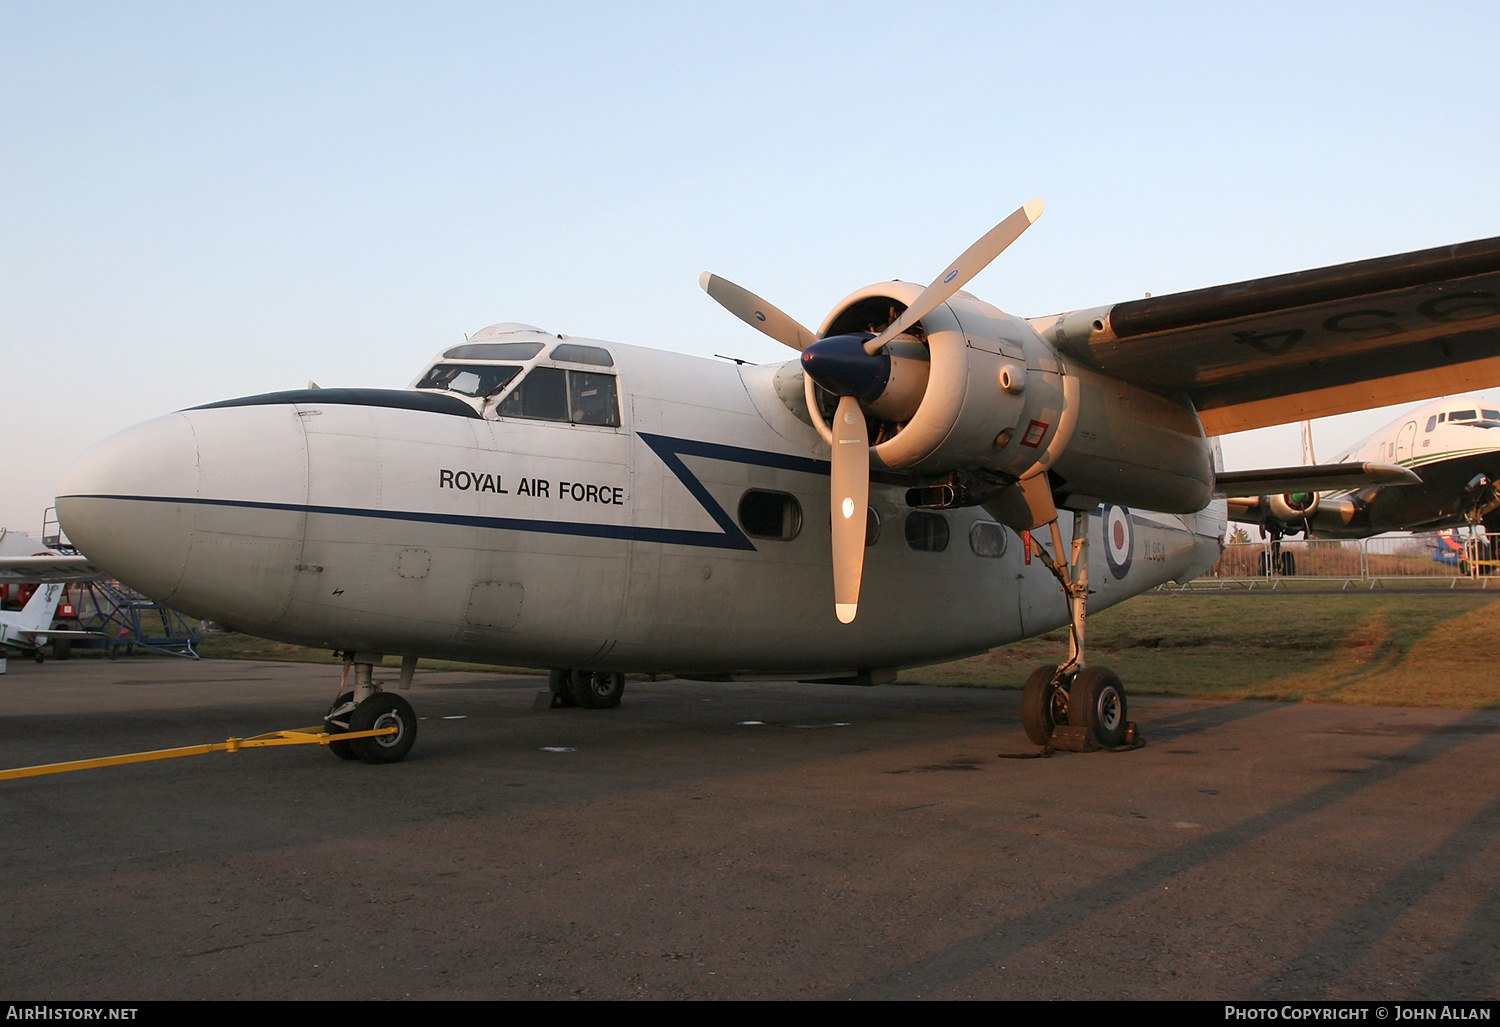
1227,395,1500,561
53,202,1500,761
0,581,99,663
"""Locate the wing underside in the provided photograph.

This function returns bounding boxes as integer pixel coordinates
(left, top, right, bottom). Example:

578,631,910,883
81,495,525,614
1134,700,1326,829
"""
0,555,101,584
1214,461,1420,497
1033,236,1500,435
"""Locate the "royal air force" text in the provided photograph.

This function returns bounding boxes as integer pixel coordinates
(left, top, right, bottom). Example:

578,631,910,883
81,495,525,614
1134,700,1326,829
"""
438,469,624,505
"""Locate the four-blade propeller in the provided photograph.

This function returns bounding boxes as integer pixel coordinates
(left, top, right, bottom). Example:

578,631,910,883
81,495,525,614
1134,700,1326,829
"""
700,199,1044,623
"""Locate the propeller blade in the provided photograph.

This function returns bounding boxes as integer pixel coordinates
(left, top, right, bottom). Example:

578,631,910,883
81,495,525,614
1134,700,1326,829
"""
699,272,821,352
830,395,870,624
863,198,1044,354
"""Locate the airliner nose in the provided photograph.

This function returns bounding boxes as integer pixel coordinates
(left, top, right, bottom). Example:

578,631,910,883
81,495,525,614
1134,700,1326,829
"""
56,413,200,601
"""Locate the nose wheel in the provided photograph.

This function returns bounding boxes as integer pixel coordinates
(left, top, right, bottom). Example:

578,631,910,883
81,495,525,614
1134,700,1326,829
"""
323,658,419,763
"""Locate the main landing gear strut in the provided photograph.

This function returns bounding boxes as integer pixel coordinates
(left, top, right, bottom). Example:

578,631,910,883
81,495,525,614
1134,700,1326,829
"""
1021,510,1135,751
324,654,418,763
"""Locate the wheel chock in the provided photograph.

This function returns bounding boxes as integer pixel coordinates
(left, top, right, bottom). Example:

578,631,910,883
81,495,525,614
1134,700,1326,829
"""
1048,721,1144,753
1047,725,1099,752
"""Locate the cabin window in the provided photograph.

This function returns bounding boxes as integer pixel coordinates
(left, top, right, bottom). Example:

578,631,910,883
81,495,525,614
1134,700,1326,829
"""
905,511,950,552
739,490,802,540
443,342,545,360
969,520,1008,558
416,363,522,398
550,343,614,367
496,368,621,426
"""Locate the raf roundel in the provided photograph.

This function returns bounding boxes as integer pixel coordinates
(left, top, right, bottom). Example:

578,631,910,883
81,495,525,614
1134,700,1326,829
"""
1103,504,1133,579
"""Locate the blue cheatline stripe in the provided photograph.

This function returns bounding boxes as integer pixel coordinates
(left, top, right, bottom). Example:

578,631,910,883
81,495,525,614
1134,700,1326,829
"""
60,433,918,552
61,493,756,550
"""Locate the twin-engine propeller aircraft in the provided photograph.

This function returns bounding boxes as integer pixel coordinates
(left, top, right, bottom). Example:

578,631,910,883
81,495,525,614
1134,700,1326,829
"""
1228,394,1500,553
54,202,1500,761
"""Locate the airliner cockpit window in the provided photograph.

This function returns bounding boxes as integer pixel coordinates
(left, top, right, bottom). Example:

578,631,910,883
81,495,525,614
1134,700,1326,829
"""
417,363,522,398
1450,410,1478,422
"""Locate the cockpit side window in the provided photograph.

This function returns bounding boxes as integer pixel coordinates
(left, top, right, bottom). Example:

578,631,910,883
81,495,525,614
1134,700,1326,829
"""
1427,415,1438,432
417,363,521,398
495,367,621,427
569,371,621,426
496,366,569,421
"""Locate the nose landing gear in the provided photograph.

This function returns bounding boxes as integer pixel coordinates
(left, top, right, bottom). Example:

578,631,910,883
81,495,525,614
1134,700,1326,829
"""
323,656,419,763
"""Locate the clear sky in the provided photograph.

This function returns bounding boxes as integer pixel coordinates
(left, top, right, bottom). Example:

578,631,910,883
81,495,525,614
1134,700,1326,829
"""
4,2,1498,535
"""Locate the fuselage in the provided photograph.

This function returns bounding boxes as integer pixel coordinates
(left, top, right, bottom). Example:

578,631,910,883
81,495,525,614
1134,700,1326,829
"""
56,326,1225,677
1315,395,1500,536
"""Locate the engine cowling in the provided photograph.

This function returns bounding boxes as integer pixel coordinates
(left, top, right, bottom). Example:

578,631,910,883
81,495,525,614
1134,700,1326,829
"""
806,282,1215,515
1267,491,1321,522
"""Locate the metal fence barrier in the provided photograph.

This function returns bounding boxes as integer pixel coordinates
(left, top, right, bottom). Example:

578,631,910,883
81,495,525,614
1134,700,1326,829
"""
1176,535,1500,590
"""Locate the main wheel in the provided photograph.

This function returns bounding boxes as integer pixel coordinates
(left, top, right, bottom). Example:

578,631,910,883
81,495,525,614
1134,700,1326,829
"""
324,691,360,761
348,692,418,764
1070,666,1128,748
1258,551,1270,576
1279,552,1297,576
567,670,624,709
1021,665,1067,745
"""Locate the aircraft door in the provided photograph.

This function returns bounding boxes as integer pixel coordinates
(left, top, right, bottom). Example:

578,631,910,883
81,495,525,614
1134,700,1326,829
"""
1396,420,1418,463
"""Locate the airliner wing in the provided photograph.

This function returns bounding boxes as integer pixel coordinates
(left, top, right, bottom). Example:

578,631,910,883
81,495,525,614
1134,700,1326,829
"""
1214,462,1420,497
1034,236,1500,435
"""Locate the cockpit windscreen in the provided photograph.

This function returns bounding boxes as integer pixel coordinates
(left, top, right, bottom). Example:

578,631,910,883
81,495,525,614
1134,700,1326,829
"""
416,363,522,398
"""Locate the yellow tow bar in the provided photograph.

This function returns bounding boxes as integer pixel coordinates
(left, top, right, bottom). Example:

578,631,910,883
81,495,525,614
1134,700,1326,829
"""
0,725,398,781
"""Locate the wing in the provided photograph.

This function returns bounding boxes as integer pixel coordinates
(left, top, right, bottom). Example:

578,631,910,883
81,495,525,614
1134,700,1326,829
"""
1214,462,1420,497
1032,236,1500,435
0,554,102,584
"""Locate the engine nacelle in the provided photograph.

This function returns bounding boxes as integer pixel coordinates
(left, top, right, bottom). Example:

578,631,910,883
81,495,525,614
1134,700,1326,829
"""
812,283,1214,514
1267,491,1321,522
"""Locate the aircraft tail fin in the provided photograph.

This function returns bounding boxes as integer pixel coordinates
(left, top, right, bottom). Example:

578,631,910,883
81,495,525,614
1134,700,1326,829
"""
15,582,65,635
1300,420,1316,466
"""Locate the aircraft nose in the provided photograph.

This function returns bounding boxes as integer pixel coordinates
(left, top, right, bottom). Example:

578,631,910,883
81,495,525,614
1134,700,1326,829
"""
56,413,201,601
